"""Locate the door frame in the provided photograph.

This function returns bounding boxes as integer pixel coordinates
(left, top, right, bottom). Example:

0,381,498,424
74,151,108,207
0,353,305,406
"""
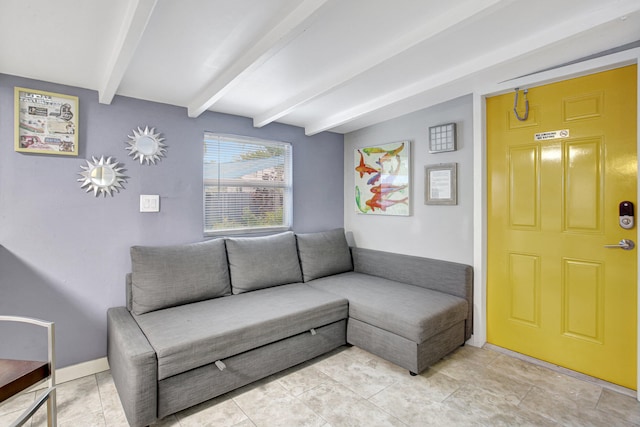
471,47,640,398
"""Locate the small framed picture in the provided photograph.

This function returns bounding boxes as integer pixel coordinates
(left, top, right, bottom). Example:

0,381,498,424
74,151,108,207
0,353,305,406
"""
429,122,456,153
425,163,457,205
15,87,79,156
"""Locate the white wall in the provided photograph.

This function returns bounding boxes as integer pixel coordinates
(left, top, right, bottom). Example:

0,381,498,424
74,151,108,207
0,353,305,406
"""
344,95,473,265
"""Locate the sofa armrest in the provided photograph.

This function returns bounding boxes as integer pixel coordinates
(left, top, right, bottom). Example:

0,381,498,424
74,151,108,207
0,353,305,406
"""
107,307,157,427
351,247,473,339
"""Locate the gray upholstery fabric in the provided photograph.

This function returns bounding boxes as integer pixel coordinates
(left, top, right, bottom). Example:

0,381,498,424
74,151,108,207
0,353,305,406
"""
347,317,465,374
133,283,348,380
309,272,467,343
125,273,133,312
347,317,418,373
226,231,302,294
296,228,353,282
130,239,231,315
158,320,346,418
107,307,158,427
351,247,473,340
109,241,475,424
416,321,466,372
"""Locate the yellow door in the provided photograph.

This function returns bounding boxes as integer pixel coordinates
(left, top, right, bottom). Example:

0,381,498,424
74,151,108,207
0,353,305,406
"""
487,65,637,389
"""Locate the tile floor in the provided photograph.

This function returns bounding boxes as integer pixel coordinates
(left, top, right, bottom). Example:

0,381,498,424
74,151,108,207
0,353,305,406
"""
1,345,639,426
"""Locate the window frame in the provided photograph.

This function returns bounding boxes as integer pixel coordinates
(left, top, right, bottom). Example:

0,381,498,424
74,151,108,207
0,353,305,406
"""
203,133,293,236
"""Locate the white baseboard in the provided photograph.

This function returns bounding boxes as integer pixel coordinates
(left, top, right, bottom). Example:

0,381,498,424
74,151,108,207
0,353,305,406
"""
56,357,110,384
26,357,110,393
466,334,485,348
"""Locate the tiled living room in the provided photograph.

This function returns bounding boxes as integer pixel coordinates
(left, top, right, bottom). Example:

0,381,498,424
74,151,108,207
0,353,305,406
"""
2,1,640,426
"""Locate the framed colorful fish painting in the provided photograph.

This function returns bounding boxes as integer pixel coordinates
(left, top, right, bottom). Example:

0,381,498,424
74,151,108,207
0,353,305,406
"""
354,141,410,216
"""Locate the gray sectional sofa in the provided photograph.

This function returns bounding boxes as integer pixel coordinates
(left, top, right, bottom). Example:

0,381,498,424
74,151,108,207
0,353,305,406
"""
107,229,473,426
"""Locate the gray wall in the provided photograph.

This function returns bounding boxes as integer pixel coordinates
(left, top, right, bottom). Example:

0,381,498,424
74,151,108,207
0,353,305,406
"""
0,73,344,367
344,95,473,265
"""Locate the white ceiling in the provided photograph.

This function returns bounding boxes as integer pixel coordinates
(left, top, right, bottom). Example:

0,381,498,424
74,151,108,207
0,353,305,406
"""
1,0,639,135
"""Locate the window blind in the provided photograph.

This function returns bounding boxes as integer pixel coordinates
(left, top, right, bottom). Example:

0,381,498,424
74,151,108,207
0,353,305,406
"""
203,133,292,235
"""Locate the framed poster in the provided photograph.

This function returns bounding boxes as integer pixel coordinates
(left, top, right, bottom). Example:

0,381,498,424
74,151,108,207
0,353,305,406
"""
14,87,79,156
425,163,457,205
354,140,410,216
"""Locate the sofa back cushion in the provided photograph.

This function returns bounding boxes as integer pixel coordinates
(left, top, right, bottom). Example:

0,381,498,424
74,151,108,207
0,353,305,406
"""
296,228,353,282
130,239,231,315
226,231,302,294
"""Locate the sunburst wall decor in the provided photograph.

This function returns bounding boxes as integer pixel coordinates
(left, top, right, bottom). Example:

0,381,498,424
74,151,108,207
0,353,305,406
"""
78,156,127,197
125,126,167,165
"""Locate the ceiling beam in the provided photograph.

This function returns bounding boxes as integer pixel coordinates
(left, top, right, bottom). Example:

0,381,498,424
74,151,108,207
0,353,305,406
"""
252,0,508,129
187,0,329,118
304,0,640,135
99,0,158,104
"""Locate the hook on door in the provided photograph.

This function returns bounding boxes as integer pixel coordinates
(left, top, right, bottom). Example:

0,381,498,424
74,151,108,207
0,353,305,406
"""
513,88,529,121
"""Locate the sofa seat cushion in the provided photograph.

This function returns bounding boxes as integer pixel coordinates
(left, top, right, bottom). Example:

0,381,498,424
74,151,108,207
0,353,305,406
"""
133,284,348,380
308,272,467,344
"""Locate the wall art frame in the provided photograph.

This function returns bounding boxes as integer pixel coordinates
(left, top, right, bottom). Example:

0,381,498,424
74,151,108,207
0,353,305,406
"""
14,87,79,156
425,163,457,205
354,140,410,216
429,122,456,153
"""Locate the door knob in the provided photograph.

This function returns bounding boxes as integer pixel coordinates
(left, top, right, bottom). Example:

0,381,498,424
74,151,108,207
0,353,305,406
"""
604,239,635,250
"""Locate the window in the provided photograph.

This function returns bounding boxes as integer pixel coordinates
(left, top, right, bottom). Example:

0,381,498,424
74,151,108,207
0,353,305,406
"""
203,133,292,235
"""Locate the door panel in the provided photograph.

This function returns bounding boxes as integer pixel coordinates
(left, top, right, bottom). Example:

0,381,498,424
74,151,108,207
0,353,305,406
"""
508,253,540,326
564,139,602,231
509,145,539,229
562,258,603,343
487,65,637,389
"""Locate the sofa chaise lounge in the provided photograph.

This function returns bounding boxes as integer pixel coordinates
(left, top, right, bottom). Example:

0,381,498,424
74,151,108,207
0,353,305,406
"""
107,228,473,426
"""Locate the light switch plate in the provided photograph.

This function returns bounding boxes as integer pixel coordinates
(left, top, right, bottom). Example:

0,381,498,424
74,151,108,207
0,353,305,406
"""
140,195,160,212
